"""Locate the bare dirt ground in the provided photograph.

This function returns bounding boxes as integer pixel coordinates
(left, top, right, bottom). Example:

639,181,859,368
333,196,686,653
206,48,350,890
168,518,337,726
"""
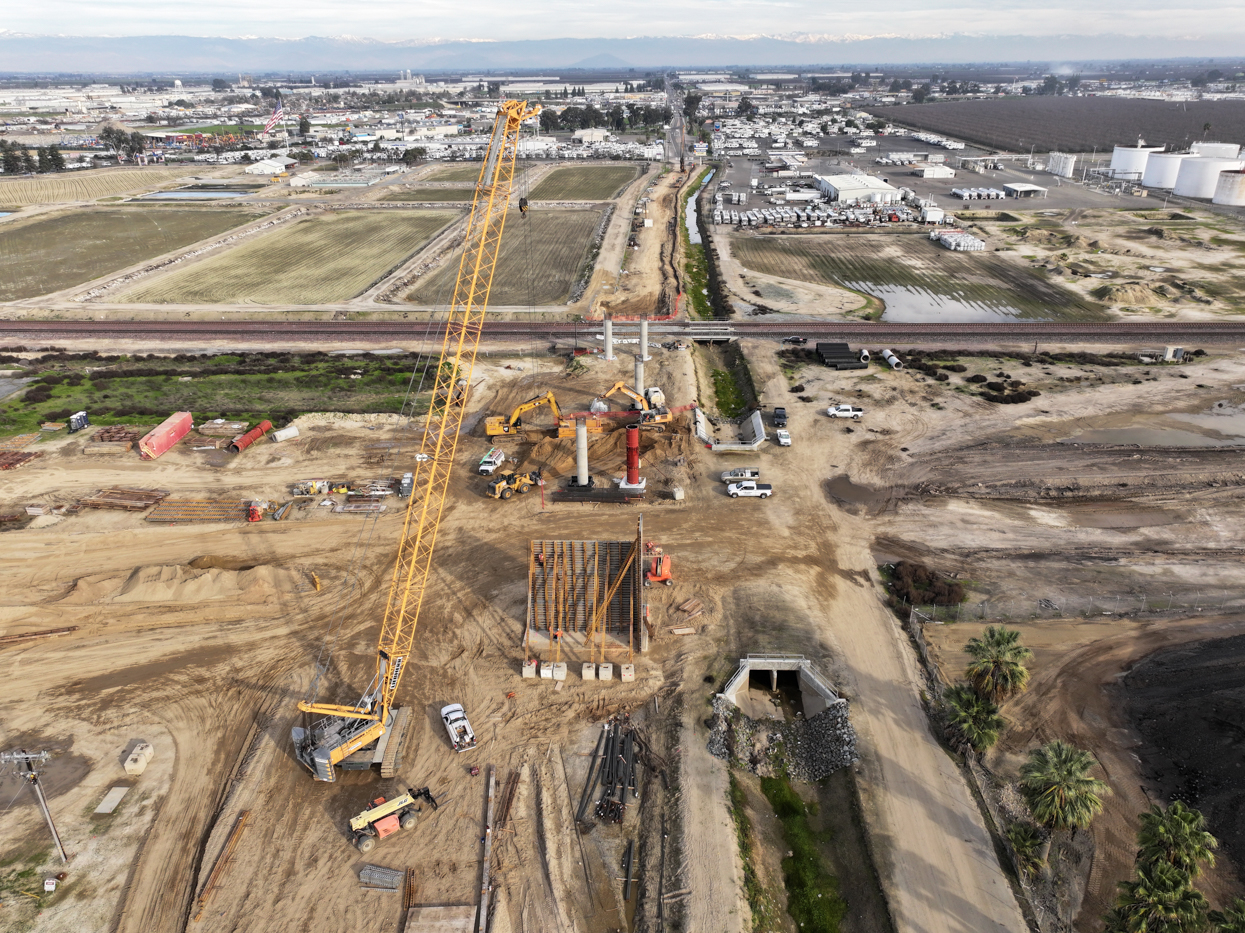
0,336,1034,933
596,169,683,320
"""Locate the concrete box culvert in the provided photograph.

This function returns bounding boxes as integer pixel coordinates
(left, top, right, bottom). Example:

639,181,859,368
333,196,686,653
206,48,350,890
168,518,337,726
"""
720,653,841,717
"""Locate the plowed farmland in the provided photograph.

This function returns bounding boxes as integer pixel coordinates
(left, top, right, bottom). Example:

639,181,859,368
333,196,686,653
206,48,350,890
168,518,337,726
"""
732,232,1108,322
119,209,457,305
422,164,489,182
407,208,603,306
529,165,637,201
0,167,192,206
0,208,266,301
886,97,1245,154
380,187,473,202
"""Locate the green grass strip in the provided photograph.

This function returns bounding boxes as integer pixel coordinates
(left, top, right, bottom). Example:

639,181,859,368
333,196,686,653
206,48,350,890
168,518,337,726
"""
680,167,714,320
711,368,747,418
728,773,781,932
760,775,847,933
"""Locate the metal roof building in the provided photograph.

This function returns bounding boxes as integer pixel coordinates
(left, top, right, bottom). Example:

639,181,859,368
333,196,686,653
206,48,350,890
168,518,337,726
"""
813,173,901,204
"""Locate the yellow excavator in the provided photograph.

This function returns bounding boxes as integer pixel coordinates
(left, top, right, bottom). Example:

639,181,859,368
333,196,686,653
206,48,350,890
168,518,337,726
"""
599,380,650,411
292,99,541,782
484,390,561,438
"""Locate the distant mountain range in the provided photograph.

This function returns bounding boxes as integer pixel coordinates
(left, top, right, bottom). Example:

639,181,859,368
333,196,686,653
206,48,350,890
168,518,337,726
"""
0,32,1242,74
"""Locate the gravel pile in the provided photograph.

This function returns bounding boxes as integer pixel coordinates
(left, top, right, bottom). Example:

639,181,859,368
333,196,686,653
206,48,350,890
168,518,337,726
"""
706,695,857,781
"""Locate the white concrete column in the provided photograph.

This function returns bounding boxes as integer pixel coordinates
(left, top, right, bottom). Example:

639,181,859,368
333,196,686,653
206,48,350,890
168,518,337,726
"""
639,318,651,361
633,355,644,395
575,419,589,486
603,316,614,361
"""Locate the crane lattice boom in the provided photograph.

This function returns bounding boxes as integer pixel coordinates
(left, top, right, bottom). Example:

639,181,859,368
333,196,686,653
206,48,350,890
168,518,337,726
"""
293,100,540,781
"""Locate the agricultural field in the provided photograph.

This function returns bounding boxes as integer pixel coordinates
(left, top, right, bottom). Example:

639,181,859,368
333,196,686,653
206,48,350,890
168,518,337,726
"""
886,97,1245,154
0,350,432,435
732,232,1108,322
119,209,458,305
0,167,192,206
422,164,489,182
0,208,267,302
380,187,473,202
408,208,603,306
529,165,638,201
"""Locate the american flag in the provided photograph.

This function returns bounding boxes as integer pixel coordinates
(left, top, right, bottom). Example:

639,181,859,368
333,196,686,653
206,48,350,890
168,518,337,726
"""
263,100,284,133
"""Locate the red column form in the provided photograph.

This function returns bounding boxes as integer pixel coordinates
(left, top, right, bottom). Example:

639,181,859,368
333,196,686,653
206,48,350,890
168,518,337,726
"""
625,425,640,485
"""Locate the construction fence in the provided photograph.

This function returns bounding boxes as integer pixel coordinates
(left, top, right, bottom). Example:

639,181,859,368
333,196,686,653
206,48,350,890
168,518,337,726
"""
905,589,1245,625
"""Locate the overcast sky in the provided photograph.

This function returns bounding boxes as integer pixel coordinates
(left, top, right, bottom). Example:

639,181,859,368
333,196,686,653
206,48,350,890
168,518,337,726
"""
4,0,1245,41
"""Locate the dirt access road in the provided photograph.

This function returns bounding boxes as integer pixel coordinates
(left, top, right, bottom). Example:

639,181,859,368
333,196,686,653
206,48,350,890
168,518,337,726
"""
729,341,1027,933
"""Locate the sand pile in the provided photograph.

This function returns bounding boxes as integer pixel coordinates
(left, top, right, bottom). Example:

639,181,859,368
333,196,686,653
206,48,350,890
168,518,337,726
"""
60,563,298,605
1091,282,1162,305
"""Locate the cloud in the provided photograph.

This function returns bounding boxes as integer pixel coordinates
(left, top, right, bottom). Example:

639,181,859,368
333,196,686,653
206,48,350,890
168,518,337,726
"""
4,0,1245,40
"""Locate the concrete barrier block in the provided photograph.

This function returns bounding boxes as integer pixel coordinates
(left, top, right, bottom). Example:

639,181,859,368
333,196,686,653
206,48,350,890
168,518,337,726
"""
522,660,538,679
620,664,636,683
598,663,613,681
582,663,597,681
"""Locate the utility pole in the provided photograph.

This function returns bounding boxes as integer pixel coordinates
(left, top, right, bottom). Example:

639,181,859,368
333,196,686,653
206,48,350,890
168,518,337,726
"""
1,750,69,863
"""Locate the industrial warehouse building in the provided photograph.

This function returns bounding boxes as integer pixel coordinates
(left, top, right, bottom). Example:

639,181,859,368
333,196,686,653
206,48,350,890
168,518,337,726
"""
812,173,901,204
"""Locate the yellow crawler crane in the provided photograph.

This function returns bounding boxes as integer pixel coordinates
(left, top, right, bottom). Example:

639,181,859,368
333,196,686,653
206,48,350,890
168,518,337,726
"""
292,100,540,782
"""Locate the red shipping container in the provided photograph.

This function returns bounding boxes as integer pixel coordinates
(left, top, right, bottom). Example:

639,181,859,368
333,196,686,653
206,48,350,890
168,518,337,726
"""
229,420,273,453
138,411,193,460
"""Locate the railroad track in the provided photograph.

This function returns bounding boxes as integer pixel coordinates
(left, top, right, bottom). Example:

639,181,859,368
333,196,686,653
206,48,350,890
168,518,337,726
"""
3,319,1245,343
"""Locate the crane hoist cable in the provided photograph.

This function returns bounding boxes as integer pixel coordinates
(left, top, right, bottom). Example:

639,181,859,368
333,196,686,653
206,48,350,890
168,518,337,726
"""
292,100,541,782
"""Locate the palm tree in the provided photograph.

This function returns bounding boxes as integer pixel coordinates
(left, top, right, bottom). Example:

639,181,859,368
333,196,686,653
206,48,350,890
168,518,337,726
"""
1006,822,1047,879
1103,859,1209,933
1019,740,1109,831
964,626,1032,702
1210,897,1245,932
943,684,1005,753
1137,801,1218,879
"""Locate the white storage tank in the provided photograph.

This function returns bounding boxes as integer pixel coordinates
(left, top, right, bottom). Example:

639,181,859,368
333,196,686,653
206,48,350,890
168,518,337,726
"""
1142,152,1190,189
1213,169,1245,206
1110,145,1161,178
1191,141,1241,159
1174,157,1245,198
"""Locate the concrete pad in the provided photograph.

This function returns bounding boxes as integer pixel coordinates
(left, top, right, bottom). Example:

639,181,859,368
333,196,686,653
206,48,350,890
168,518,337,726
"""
403,904,476,932
95,786,131,815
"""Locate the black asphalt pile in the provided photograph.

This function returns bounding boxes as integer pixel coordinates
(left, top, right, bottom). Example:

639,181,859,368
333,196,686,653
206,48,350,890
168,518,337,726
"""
707,695,857,781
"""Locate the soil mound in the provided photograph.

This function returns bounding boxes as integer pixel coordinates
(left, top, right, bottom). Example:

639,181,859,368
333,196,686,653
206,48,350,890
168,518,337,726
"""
60,563,296,605
1091,282,1162,305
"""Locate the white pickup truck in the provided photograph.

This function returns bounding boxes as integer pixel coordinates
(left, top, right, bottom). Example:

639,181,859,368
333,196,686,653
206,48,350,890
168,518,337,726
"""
441,704,477,752
727,481,773,499
478,448,506,475
720,467,761,483
826,404,864,421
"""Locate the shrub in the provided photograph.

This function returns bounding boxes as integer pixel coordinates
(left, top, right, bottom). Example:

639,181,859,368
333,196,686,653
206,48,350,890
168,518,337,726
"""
889,560,965,606
967,374,987,384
